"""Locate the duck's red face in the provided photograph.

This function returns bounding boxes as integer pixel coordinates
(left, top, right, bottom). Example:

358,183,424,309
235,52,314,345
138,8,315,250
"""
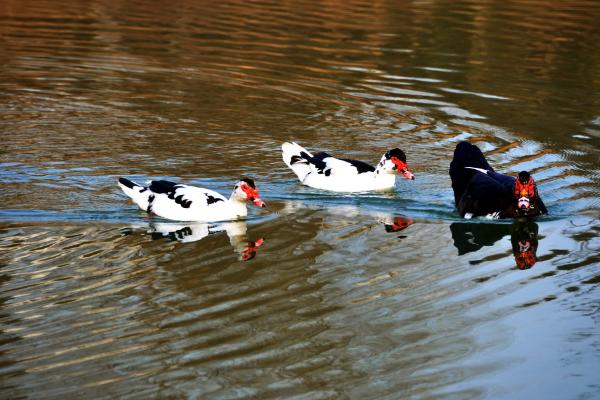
514,175,536,212
391,157,415,180
241,183,266,207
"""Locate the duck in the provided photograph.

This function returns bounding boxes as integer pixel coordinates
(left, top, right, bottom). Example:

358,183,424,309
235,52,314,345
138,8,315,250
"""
281,142,415,192
449,141,547,219
118,177,266,222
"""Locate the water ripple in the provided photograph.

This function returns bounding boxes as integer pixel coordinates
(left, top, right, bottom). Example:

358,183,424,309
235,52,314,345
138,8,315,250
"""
1,0,599,398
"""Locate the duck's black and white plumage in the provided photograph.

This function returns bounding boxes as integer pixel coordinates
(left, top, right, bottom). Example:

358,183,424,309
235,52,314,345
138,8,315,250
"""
118,177,265,222
281,142,414,192
449,141,547,219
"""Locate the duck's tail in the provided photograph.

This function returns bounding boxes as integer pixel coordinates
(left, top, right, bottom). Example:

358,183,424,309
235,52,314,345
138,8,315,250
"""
449,142,494,206
118,177,152,212
281,142,313,182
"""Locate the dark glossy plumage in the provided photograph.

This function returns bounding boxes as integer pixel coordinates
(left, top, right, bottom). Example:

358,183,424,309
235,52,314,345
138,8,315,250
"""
449,142,547,218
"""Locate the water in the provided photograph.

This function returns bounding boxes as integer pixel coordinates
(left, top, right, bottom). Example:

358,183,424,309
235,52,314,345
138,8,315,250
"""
1,0,599,398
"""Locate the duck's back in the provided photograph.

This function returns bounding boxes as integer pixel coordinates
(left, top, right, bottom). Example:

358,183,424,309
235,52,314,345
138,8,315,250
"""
458,171,515,217
449,142,494,206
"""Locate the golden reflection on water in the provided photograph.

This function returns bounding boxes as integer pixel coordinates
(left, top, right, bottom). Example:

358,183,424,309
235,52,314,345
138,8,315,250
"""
1,210,600,397
1,0,599,398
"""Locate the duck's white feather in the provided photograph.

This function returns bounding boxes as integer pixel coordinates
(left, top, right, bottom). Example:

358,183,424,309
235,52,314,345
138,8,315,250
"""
150,186,246,221
316,156,368,177
302,169,395,192
281,141,313,181
464,167,490,174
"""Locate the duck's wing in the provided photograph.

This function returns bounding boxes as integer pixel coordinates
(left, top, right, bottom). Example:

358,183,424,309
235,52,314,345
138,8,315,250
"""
485,171,516,191
459,171,513,217
307,152,375,177
450,142,495,206
147,181,227,215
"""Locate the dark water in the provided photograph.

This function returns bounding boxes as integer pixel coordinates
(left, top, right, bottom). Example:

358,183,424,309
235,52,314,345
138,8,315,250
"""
1,0,599,398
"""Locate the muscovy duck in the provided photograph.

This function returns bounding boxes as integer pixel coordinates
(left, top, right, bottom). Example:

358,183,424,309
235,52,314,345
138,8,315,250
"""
449,141,547,219
281,142,414,192
118,177,266,222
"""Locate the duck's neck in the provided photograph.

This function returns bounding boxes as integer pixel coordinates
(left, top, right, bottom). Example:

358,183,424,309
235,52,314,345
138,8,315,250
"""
373,165,395,179
373,154,394,178
369,168,396,189
227,194,248,217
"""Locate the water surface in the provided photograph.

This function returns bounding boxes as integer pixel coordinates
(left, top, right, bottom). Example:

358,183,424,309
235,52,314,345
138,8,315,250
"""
1,0,599,398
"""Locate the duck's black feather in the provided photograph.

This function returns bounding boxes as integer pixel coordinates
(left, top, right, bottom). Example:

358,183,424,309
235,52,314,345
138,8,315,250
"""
450,141,546,218
339,158,376,173
457,171,514,217
149,180,181,194
304,152,375,174
449,142,494,206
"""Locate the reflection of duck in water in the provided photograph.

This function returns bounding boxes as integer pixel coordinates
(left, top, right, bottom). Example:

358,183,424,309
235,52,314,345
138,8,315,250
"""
279,201,417,241
384,216,415,235
450,221,511,255
451,220,540,269
449,141,547,219
125,221,265,261
511,221,539,270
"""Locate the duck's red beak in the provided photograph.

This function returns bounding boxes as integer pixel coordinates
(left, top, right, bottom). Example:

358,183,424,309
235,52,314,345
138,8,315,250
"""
391,157,415,180
242,185,266,208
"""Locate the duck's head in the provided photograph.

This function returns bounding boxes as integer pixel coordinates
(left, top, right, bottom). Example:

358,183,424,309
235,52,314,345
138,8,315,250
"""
233,178,266,207
513,171,536,214
381,148,414,180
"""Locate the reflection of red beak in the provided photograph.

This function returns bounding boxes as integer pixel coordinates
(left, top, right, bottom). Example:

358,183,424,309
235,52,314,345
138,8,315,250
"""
391,157,415,180
242,238,265,261
385,216,414,232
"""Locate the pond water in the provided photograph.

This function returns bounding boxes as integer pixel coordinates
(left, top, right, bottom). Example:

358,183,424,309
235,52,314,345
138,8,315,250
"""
1,0,599,398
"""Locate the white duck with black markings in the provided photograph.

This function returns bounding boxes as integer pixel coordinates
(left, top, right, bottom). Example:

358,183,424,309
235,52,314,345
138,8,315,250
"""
118,177,266,222
281,142,415,192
